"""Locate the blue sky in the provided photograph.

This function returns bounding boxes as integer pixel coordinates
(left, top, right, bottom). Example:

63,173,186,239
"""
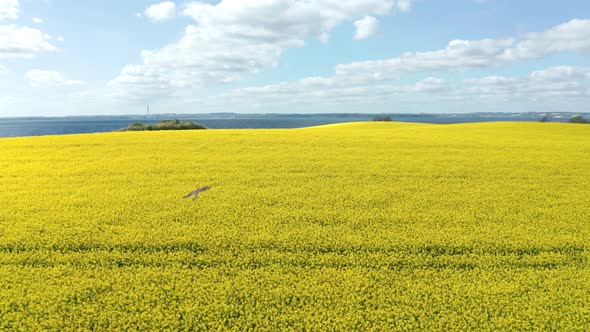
0,0,589,116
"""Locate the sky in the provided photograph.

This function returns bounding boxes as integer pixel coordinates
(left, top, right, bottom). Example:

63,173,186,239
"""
0,0,589,117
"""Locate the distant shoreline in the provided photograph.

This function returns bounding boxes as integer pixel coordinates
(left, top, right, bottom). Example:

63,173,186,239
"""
1,111,588,121
0,112,587,138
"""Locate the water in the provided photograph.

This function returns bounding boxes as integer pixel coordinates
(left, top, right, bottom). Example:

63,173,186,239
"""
0,113,574,138
0,116,373,138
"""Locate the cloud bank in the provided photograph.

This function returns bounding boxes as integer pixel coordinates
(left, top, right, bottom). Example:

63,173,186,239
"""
25,70,82,87
111,0,414,100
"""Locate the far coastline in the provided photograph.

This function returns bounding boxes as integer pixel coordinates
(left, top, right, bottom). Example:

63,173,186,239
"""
1,112,588,138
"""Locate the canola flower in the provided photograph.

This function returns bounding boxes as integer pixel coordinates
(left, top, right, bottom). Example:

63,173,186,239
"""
0,122,588,331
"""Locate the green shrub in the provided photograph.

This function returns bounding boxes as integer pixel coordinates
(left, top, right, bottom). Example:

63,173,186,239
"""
127,123,146,130
373,115,393,122
122,119,207,131
569,115,589,124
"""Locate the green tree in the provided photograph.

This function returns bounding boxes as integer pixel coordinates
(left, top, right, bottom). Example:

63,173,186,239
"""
569,115,589,124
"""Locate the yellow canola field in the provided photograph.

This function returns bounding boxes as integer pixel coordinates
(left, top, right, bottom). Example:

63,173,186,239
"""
0,122,588,331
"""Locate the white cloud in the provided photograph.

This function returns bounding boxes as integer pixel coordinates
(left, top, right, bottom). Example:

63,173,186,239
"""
413,77,447,92
0,0,19,20
502,19,590,60
0,25,56,58
110,3,588,110
111,0,405,100
397,0,412,12
354,16,378,40
0,64,6,73
211,66,589,112
337,19,590,77
32,17,43,24
463,67,590,99
530,66,588,82
144,1,177,22
336,38,515,78
319,31,330,43
224,76,450,105
25,70,82,87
